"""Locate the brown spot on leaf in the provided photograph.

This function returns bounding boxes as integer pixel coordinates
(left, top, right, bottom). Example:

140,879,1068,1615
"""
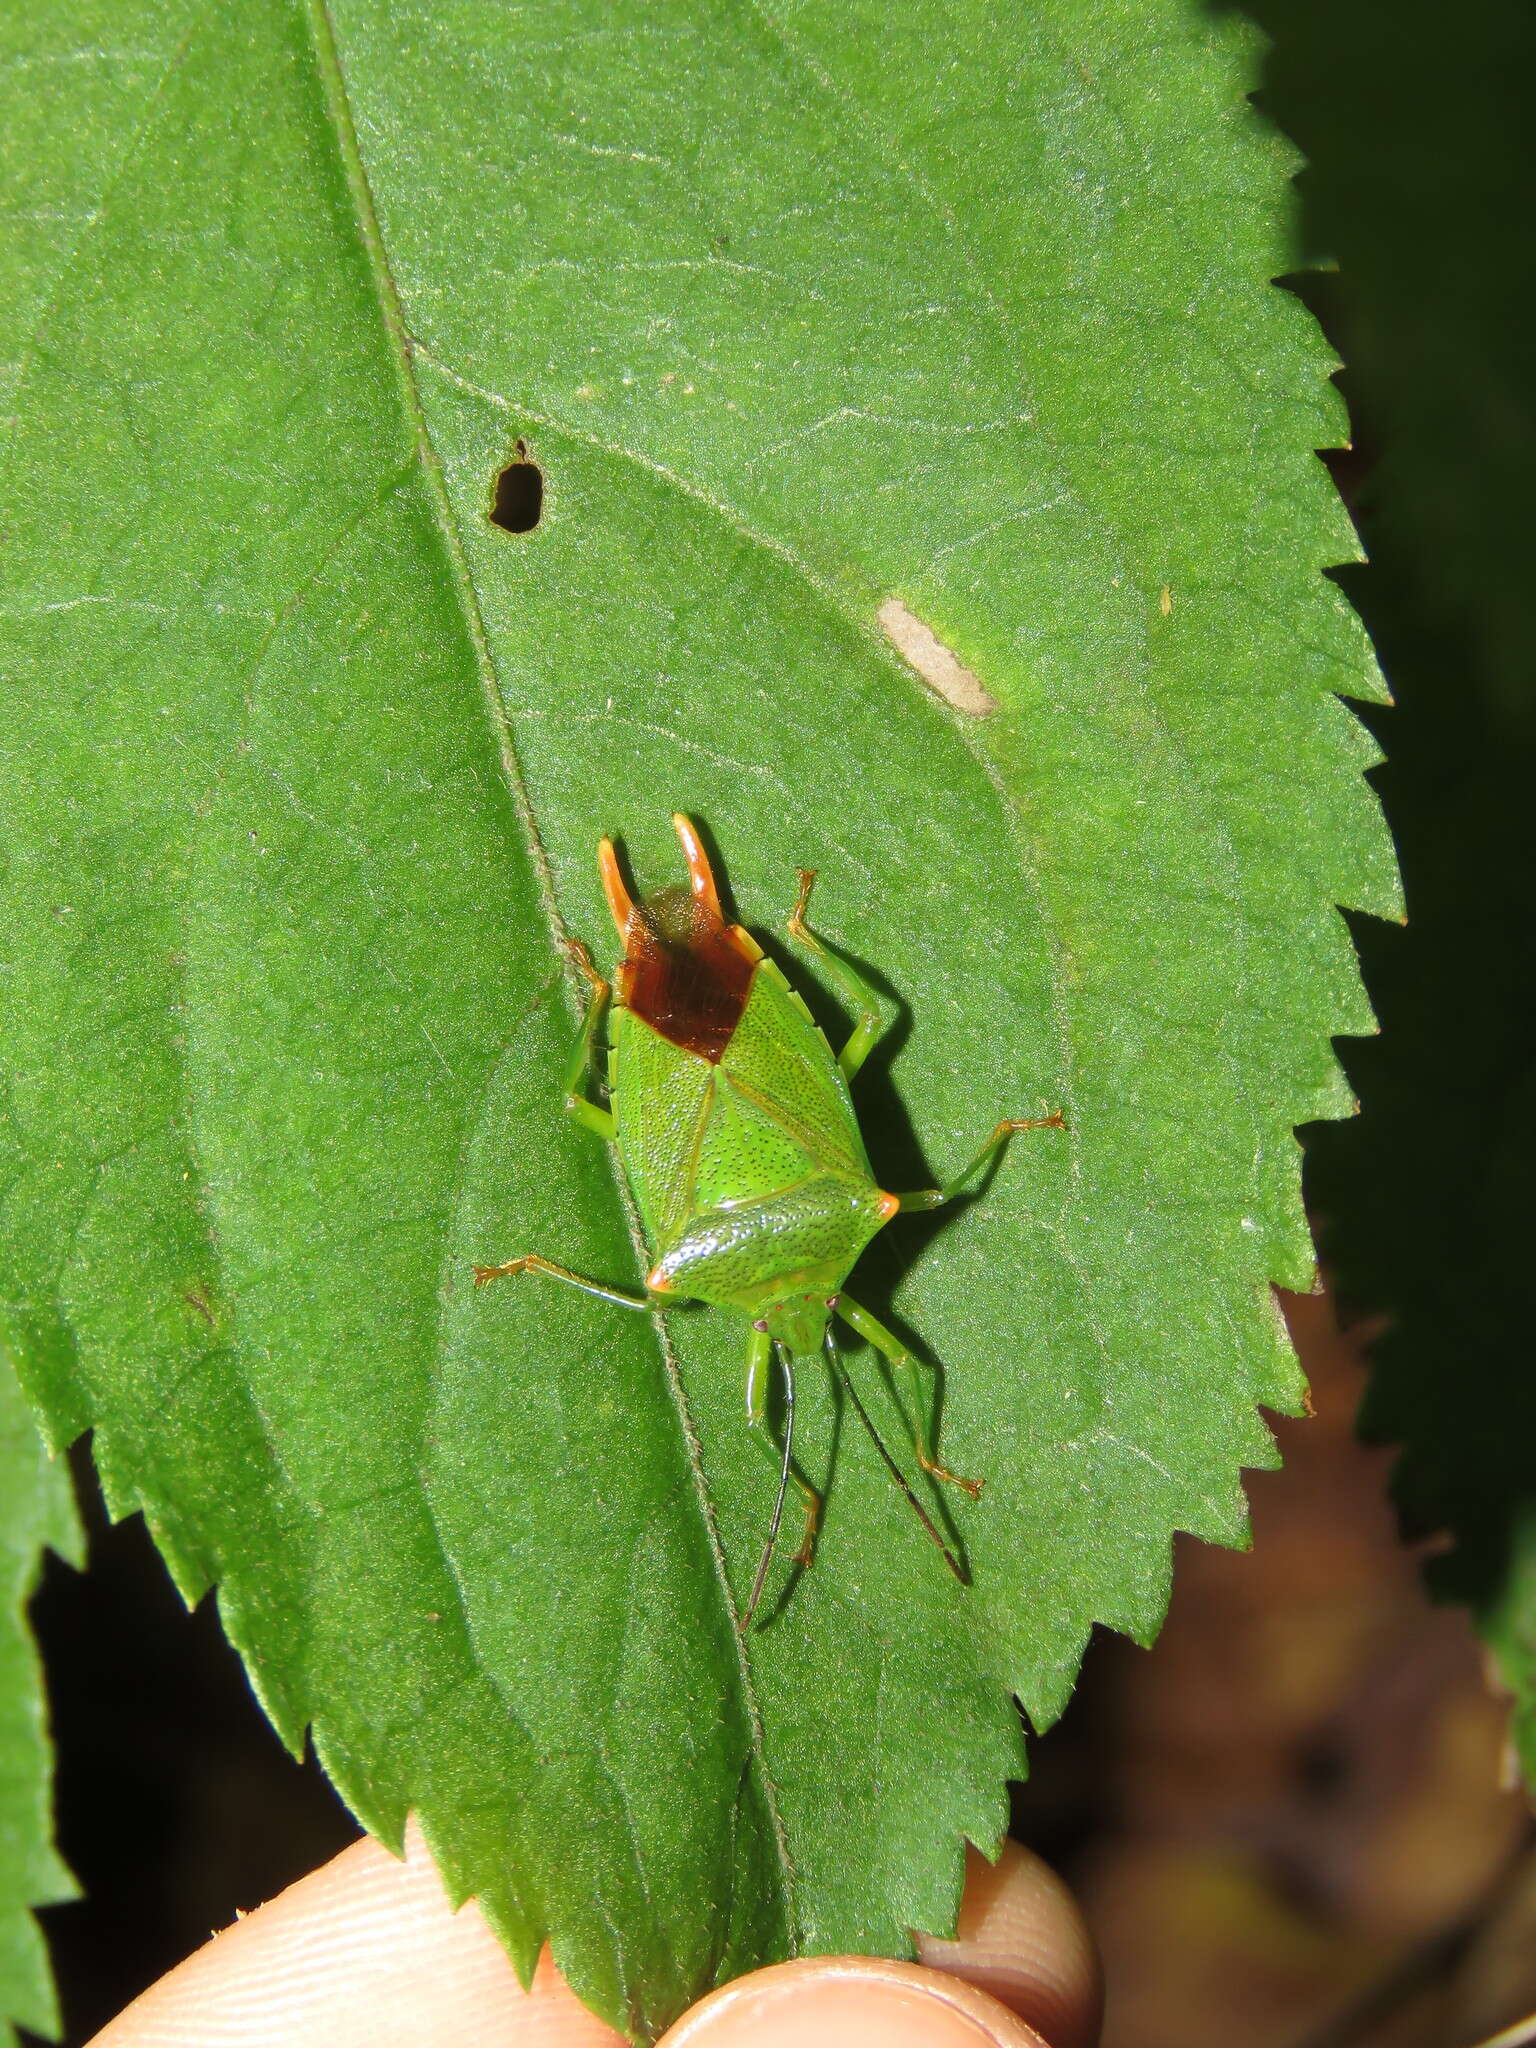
878,599,997,715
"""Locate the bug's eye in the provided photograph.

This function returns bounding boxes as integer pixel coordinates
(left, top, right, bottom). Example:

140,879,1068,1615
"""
825,1295,839,1309
752,1318,769,1333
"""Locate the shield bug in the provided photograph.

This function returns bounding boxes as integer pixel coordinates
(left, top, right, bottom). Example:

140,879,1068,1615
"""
475,815,1063,1626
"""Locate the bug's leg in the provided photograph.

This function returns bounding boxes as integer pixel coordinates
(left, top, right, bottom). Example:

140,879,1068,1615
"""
471,1252,649,1309
741,1336,795,1631
561,937,616,1142
889,1113,1065,1212
786,868,884,1083
824,1325,966,1584
833,1291,982,1500
745,1325,820,1572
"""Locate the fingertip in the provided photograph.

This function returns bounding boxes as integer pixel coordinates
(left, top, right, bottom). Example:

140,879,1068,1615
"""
657,1956,1055,2048
81,1822,1097,2048
658,1849,1097,2048
915,1843,1102,2048
86,1824,626,2048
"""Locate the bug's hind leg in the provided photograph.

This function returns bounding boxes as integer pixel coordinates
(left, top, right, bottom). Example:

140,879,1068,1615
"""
823,1326,967,1584
471,1253,648,1310
744,1324,820,1570
786,868,884,1083
832,1291,982,1501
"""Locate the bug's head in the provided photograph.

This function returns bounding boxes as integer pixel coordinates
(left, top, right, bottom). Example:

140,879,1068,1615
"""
759,1292,835,1357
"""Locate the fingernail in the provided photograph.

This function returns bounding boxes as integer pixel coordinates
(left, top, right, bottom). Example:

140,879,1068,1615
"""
658,1957,1053,2048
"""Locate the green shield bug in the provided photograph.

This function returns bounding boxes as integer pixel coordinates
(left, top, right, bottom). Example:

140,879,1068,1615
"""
475,815,1063,1627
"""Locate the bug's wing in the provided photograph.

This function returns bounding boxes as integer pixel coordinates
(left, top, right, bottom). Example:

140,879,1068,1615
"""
611,1008,716,1250
692,1079,819,1213
718,961,873,1180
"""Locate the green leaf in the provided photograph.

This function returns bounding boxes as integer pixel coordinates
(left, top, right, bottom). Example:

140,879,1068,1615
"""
0,1368,78,2044
1,0,1396,2035
1250,0,1536,1777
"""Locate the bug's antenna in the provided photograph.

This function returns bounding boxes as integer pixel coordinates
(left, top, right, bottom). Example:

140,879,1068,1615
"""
823,1327,969,1586
741,1344,795,1631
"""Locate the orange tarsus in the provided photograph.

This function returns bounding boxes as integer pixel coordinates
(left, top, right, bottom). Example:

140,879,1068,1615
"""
598,837,636,938
672,813,724,925
565,933,606,995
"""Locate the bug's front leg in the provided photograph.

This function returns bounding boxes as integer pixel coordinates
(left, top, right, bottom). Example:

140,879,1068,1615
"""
786,868,885,1084
744,1323,820,1569
888,1112,1065,1212
561,936,616,1142
833,1292,982,1501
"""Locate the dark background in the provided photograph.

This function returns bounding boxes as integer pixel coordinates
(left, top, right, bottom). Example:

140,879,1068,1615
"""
22,0,1536,2041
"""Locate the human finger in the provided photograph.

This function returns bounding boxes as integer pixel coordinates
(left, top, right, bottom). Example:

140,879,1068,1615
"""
86,1822,626,2048
916,1842,1102,2048
657,1843,1100,2048
86,1829,1097,2048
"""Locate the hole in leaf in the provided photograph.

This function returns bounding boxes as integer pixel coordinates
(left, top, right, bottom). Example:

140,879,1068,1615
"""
489,439,544,533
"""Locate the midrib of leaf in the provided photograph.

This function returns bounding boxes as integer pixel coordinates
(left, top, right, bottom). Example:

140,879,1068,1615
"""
300,0,554,919
300,0,801,1939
